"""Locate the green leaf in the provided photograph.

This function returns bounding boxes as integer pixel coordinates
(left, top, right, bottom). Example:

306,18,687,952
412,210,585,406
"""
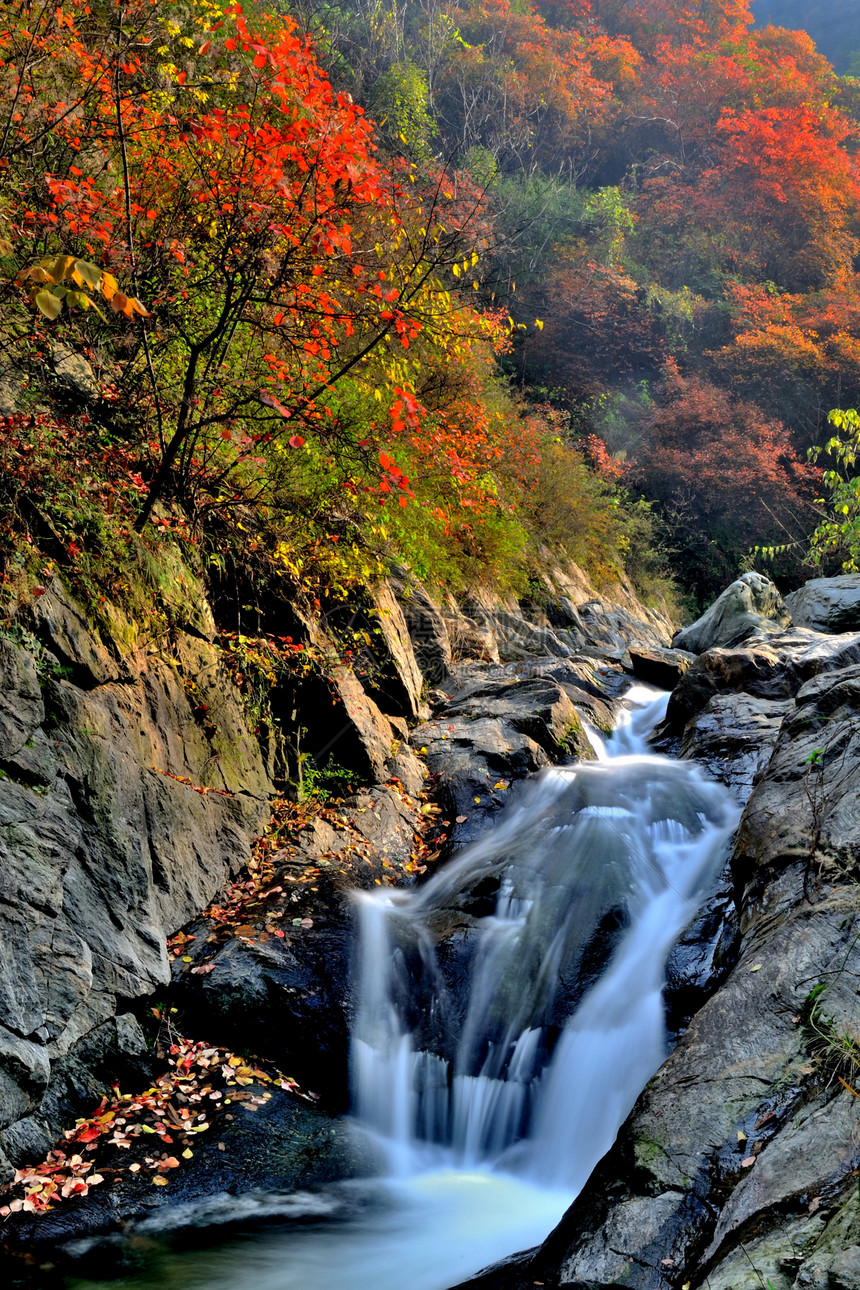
74,259,102,288
34,290,63,319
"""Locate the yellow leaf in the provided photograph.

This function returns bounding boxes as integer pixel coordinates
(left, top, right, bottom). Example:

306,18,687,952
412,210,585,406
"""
22,266,53,284
152,1175,169,1186
534,318,544,330
131,297,152,318
182,1148,194,1159
0,237,12,257
452,264,461,277
101,272,119,301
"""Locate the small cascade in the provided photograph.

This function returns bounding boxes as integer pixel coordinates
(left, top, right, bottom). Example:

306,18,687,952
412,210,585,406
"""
66,685,744,1290
351,685,739,1188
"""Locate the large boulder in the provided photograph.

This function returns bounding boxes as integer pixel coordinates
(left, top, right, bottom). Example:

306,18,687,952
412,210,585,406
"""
628,644,694,690
659,629,860,737
674,572,791,653
785,574,860,634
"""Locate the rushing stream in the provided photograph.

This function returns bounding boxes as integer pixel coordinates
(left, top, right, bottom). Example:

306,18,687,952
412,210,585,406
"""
68,685,739,1290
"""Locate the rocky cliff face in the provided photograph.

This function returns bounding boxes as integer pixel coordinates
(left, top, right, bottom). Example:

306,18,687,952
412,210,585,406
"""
0,553,670,1231
0,576,271,1177
459,576,860,1290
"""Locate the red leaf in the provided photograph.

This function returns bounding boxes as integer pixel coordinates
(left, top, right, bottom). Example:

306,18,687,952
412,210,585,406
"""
289,435,305,448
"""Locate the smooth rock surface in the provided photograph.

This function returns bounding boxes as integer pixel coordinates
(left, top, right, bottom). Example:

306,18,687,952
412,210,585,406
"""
674,572,791,653
785,575,860,635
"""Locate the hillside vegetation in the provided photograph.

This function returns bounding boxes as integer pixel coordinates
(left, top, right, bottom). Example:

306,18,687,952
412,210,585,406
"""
0,0,667,627
2,0,860,613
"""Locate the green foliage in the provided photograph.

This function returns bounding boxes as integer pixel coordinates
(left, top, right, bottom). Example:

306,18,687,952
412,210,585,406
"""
807,409,860,571
297,753,364,802
583,188,634,269
802,981,860,1092
368,61,437,160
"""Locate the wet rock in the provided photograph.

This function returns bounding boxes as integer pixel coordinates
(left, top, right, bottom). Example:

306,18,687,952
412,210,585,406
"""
0,1084,380,1259
785,575,860,635
413,676,591,848
628,644,695,690
678,692,792,801
167,783,422,1107
664,854,738,1036
659,630,860,737
674,572,791,653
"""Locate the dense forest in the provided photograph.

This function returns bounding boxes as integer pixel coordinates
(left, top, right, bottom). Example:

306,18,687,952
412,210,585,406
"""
3,0,860,613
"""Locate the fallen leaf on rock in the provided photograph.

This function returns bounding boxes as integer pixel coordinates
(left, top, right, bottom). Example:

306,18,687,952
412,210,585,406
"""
749,964,763,972
741,1156,756,1168
152,1176,168,1186
300,917,313,929
455,815,467,823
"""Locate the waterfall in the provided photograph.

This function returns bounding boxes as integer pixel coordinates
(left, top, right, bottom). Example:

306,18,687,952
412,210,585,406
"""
351,685,739,1189
67,686,742,1290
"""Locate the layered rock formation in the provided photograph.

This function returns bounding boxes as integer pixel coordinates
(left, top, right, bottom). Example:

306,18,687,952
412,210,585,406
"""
0,552,670,1257
460,575,860,1290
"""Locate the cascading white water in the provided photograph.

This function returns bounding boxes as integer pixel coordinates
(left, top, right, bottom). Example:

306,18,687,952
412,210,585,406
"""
351,685,740,1196
68,686,741,1290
